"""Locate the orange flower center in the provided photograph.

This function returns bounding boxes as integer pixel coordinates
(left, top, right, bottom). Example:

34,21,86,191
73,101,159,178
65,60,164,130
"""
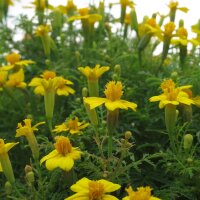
42,71,56,80
6,53,21,65
104,81,123,101
177,27,188,38
67,118,79,130
88,181,104,200
147,18,157,27
130,187,152,200
78,8,89,16
164,22,175,37
161,79,175,91
55,136,72,155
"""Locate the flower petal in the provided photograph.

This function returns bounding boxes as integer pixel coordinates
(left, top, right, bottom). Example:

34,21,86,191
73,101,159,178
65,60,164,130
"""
98,179,121,193
70,177,90,192
84,97,107,109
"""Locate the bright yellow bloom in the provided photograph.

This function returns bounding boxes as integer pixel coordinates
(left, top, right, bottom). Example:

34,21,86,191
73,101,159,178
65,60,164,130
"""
65,177,120,200
6,69,27,89
16,119,45,159
78,7,89,16
53,117,89,135
29,70,75,96
120,0,135,8
40,136,81,171
0,139,18,183
163,22,176,38
149,79,194,109
125,13,131,25
168,1,189,13
84,81,137,111
0,69,8,91
78,64,110,81
171,27,189,46
123,186,160,200
35,25,51,37
2,53,35,71
69,13,102,24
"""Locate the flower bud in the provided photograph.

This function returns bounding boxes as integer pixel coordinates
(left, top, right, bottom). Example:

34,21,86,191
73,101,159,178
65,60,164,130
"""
125,131,132,140
24,165,33,174
26,171,35,184
5,181,12,195
82,87,88,97
187,157,193,164
183,134,193,150
114,64,121,77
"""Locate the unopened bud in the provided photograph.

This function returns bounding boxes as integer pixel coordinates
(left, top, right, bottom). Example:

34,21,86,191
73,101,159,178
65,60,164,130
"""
187,157,193,164
184,134,193,150
45,59,51,66
114,64,121,76
26,171,35,184
112,73,118,81
179,19,184,28
125,131,132,140
5,181,12,195
24,165,33,174
82,87,88,97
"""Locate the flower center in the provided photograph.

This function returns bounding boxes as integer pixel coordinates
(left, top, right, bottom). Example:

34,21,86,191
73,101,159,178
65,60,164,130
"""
130,187,152,200
78,8,89,16
164,22,175,37
67,118,79,130
177,27,188,38
161,79,175,91
104,81,123,101
88,181,104,200
42,71,56,80
6,53,21,65
55,136,72,155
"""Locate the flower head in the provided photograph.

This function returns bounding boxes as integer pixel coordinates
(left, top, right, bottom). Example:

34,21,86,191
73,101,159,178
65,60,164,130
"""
84,81,137,111
35,25,51,37
16,119,45,138
171,27,189,46
40,136,81,171
0,139,18,155
53,117,89,135
168,1,189,13
78,64,110,81
29,70,75,96
6,69,27,89
123,186,160,200
2,53,35,71
120,0,135,8
163,22,176,38
149,79,194,109
65,177,120,200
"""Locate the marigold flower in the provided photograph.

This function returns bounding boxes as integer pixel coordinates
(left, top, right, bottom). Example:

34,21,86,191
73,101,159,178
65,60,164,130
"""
29,70,75,96
6,69,27,89
168,0,189,13
149,79,194,109
84,81,137,111
40,136,81,171
16,119,45,159
123,186,160,200
120,0,135,8
53,117,89,135
35,24,51,37
79,64,110,97
2,53,35,71
171,27,189,46
65,177,120,200
0,139,18,184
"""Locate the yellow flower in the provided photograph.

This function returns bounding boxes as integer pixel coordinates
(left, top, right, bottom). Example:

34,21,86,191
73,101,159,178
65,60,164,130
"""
0,69,8,91
6,69,27,89
78,65,110,81
65,177,121,200
16,119,45,159
53,117,89,135
0,163,2,172
123,186,160,200
69,13,102,24
171,27,189,46
84,81,137,111
120,0,135,8
168,1,189,13
2,53,35,71
35,25,51,37
78,7,89,16
0,139,18,183
149,79,194,109
163,22,176,38
40,136,81,171
29,70,74,96
66,0,77,13
32,0,47,10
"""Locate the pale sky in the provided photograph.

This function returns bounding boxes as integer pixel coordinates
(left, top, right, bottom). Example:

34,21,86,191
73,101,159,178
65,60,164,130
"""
8,0,200,40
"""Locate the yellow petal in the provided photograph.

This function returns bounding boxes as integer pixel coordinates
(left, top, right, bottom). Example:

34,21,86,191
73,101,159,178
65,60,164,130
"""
0,162,3,172
4,142,19,153
98,179,121,193
102,194,119,200
70,177,90,192
84,97,106,109
40,150,58,164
